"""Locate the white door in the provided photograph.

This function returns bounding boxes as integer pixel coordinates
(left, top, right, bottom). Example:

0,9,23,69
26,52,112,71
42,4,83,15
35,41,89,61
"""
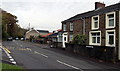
62,33,68,48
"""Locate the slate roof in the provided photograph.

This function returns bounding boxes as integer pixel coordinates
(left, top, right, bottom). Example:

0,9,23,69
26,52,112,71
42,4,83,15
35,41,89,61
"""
37,30,49,33
48,33,58,37
26,29,39,34
62,3,120,23
42,33,53,37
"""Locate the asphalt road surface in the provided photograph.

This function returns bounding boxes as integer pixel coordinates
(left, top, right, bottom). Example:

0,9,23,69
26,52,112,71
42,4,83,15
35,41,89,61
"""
2,40,120,71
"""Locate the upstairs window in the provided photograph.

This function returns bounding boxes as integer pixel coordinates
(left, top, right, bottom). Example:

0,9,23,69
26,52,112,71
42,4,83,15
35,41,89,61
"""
70,23,73,31
106,12,115,28
63,24,66,31
92,15,99,30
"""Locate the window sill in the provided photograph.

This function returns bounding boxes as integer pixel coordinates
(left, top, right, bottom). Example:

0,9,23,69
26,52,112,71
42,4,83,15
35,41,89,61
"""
89,43,101,46
106,26,115,29
106,44,115,47
91,28,99,30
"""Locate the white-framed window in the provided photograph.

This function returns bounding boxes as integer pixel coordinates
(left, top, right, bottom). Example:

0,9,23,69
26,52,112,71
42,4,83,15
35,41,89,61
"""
106,30,115,47
89,31,101,45
70,23,73,31
63,24,66,31
106,12,116,28
69,34,73,41
92,15,99,30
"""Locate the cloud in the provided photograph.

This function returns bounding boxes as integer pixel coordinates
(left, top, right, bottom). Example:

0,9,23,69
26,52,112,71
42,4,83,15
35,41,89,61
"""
2,0,120,32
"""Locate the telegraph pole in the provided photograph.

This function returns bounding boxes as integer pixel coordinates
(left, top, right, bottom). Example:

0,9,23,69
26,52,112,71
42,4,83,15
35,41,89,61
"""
29,23,30,30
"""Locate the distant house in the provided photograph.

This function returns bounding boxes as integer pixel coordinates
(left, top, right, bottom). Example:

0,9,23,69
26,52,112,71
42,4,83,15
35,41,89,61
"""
37,30,49,36
25,29,49,39
48,32,58,42
39,33,53,43
46,29,63,47
47,29,62,42
57,29,63,43
25,29,40,39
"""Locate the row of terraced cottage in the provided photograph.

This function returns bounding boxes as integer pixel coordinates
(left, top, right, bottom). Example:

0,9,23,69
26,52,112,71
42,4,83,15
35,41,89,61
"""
52,2,120,62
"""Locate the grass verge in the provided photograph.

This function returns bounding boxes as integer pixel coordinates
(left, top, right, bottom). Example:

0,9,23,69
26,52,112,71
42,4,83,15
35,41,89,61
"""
0,63,25,71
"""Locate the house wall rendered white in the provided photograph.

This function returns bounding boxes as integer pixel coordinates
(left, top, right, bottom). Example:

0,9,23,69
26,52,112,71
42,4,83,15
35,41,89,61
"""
25,30,40,39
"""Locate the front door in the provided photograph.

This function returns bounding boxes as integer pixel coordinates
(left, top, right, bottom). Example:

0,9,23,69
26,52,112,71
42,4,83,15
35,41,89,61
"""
62,33,68,48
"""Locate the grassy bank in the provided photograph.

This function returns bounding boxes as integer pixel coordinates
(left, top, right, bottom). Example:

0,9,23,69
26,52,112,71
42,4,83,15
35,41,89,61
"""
0,63,25,71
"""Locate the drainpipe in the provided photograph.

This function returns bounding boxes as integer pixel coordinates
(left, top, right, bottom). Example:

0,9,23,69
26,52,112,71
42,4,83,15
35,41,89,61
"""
118,11,120,60
80,18,85,35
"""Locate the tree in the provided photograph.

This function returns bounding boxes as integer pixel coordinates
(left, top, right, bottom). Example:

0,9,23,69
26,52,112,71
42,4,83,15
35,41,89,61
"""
1,9,27,40
1,9,18,38
72,34,86,45
2,24,9,39
29,36,35,42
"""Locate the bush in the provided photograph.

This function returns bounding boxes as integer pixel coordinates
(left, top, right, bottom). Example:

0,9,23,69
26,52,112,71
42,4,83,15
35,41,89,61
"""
2,31,9,40
29,36,35,42
72,34,86,45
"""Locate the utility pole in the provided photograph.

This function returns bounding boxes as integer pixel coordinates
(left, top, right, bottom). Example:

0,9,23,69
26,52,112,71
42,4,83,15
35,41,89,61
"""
29,23,30,30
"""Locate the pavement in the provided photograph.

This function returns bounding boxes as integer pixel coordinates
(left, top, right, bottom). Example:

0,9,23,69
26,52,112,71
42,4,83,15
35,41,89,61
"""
46,47,120,69
1,46,16,65
2,40,120,71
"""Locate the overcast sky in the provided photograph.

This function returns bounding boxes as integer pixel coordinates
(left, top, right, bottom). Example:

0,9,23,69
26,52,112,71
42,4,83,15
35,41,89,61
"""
2,0,120,32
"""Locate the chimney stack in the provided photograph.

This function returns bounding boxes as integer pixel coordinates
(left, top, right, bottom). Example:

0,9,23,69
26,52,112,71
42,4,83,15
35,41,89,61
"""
95,2,105,9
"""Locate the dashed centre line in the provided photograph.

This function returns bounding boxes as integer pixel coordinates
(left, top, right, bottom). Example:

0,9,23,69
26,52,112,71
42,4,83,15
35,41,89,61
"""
34,51,48,58
56,60,83,71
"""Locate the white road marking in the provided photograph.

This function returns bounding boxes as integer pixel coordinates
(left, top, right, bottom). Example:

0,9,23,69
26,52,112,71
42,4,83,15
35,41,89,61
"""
10,58,14,61
57,60,83,70
2,46,17,65
27,48,32,51
11,61,16,64
8,56,12,59
34,51,48,58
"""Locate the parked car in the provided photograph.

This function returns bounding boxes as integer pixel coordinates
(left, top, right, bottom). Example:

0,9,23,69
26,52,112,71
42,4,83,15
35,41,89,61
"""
7,37,13,41
20,38,25,41
16,37,19,40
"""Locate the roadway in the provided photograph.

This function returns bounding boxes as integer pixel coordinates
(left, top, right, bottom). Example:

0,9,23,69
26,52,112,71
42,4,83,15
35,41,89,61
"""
2,40,119,71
